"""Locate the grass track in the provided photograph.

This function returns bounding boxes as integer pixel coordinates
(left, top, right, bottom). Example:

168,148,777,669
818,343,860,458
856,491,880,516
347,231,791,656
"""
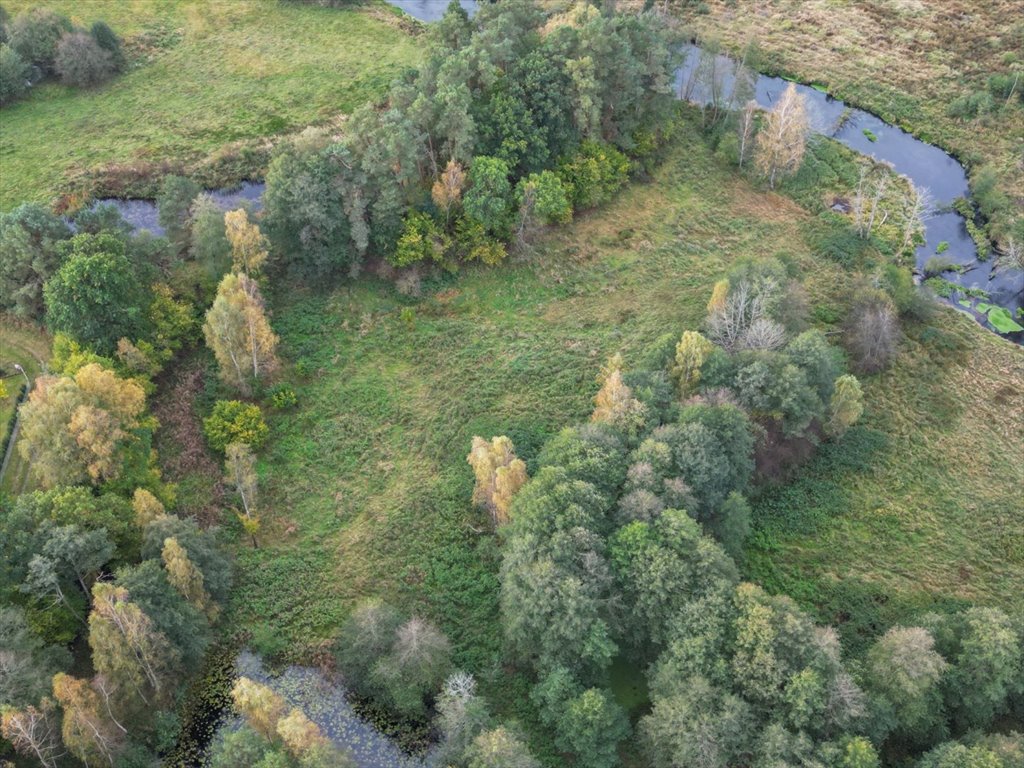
0,0,419,209
0,321,50,495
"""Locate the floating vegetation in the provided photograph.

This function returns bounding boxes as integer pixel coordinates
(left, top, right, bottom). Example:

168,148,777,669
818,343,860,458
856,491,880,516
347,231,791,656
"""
862,128,878,141
936,241,949,253
987,306,1024,334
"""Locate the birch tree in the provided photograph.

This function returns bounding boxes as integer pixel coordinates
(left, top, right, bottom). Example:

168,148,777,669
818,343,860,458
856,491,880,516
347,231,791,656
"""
1,700,65,768
203,272,279,395
52,673,123,768
754,82,808,189
224,208,269,277
467,436,528,528
225,442,260,547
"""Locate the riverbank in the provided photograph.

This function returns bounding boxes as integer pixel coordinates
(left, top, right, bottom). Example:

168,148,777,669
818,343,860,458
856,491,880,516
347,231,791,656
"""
672,0,1024,251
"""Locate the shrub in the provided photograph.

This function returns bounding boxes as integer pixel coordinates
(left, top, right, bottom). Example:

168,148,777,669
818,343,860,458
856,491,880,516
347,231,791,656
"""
0,43,30,105
8,8,71,72
391,211,449,267
269,385,297,410
845,289,899,373
203,400,268,452
55,31,114,87
923,256,955,278
89,20,124,70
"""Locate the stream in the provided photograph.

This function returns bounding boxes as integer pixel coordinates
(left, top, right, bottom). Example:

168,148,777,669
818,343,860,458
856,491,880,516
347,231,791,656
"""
95,1,1021,340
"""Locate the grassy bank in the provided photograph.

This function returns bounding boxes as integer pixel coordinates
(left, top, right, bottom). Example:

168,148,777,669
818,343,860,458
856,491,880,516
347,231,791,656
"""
672,0,1024,244
0,0,420,210
198,119,1024,734
0,321,50,495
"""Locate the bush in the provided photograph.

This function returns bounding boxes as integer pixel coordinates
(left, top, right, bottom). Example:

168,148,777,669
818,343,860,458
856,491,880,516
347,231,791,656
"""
391,211,449,267
923,256,955,278
0,43,30,105
269,385,297,410
55,31,114,87
89,20,124,70
8,8,71,72
845,289,899,373
558,141,630,210
203,400,268,452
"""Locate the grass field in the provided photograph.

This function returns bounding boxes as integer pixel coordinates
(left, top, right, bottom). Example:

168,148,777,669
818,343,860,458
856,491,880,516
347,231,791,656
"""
197,117,1024,735
670,0,1024,243
0,321,50,495
0,0,420,210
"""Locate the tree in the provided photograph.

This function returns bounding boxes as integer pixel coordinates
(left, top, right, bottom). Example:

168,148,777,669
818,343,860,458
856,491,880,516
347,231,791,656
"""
0,608,70,708
826,375,864,438
465,727,540,768
225,208,269,277
52,673,123,767
865,626,947,740
558,141,630,210
22,525,114,621
467,435,528,528
707,278,787,352
846,289,899,373
609,510,738,649
44,234,147,354
432,158,466,224
1,700,65,768
208,725,275,768
737,100,758,169
162,537,218,621
55,31,114,87
435,671,493,764
232,676,287,741
732,354,822,437
18,364,147,488
190,194,232,287
515,170,571,242
204,400,269,452
464,156,513,237
839,736,880,768
132,488,167,528
392,210,449,267
8,8,71,72
372,616,452,717
0,43,30,104
556,688,630,768
591,355,648,437
225,442,260,546
673,331,715,397
916,742,1004,768
156,175,201,250
88,583,180,706
899,182,934,253
334,599,403,698
0,202,71,319
754,82,808,188
204,272,280,395
277,707,326,756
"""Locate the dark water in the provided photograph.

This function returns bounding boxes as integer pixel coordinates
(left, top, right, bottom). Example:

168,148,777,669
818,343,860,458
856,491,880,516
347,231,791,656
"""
386,0,477,22
204,651,429,768
677,44,1024,338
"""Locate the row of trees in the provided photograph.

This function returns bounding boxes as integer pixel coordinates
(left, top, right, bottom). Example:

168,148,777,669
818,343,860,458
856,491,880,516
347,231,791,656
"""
0,6,124,106
481,262,1022,767
260,0,683,281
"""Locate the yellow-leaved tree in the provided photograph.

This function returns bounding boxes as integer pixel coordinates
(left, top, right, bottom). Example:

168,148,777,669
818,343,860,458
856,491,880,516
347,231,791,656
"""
826,374,864,438
18,363,147,488
673,330,715,398
467,436,528,528
132,488,167,528
203,272,279,395
231,677,286,740
162,537,219,621
591,354,647,436
431,159,465,224
754,82,808,189
225,442,260,547
224,208,269,277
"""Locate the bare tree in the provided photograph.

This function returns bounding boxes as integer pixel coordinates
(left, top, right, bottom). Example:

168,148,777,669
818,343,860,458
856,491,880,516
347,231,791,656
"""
1,702,66,768
846,293,899,373
737,100,758,169
995,237,1024,274
707,279,786,351
898,182,935,252
755,82,809,188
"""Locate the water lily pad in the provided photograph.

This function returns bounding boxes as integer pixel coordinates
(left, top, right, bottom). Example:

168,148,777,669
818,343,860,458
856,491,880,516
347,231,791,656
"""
958,299,973,308
976,302,993,313
987,307,1024,334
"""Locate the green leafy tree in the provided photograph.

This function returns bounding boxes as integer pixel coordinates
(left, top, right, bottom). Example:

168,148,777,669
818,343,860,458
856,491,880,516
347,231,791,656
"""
865,626,948,742
0,607,70,707
8,8,71,72
333,599,403,698
44,234,148,354
189,193,232,286
558,141,629,210
556,688,630,768
203,272,280,396
535,424,628,503
0,42,30,104
372,617,452,718
465,727,540,768
827,374,864,438
141,515,231,605
464,156,513,238
0,202,71,319
916,742,1004,768
392,210,449,267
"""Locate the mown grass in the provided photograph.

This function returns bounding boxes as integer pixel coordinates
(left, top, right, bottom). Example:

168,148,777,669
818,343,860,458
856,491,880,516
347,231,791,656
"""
0,320,50,495
672,0,1024,239
0,0,420,210
209,117,1023,749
